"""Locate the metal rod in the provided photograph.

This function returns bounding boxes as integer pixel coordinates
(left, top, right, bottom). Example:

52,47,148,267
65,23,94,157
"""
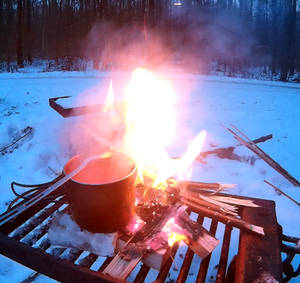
216,225,232,283
11,201,63,241
176,214,204,283
133,264,150,283
196,219,218,283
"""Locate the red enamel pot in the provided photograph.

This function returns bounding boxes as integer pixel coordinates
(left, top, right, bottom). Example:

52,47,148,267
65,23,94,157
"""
64,152,136,233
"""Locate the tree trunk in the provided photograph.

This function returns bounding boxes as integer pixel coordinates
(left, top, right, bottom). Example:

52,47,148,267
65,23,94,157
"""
17,0,24,68
288,0,297,76
271,0,278,75
26,0,32,64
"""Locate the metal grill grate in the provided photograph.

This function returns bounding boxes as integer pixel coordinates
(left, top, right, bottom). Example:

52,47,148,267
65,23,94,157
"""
0,189,283,283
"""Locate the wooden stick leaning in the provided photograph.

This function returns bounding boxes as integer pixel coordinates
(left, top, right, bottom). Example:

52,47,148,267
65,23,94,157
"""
223,124,300,187
264,180,300,207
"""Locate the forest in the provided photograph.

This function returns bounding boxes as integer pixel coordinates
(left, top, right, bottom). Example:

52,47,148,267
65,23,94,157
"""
0,0,299,82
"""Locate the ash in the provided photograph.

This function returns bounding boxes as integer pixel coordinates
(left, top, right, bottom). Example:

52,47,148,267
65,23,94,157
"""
48,212,117,257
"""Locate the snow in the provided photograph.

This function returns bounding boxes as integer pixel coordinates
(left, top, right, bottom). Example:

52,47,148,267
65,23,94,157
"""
0,70,299,282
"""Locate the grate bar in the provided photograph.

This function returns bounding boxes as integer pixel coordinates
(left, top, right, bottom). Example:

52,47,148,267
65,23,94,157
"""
196,219,218,283
78,253,99,268
38,238,51,251
11,201,63,241
155,242,180,283
22,206,68,246
61,248,83,262
176,215,204,283
98,257,114,272
133,264,150,283
216,225,232,283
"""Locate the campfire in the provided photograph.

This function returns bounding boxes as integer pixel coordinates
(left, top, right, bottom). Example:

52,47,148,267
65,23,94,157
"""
0,67,267,281
66,68,264,279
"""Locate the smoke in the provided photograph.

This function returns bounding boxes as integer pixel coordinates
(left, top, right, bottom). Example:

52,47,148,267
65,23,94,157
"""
61,7,263,165
79,5,261,75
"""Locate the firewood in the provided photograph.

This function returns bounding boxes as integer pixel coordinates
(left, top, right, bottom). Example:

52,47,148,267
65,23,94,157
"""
224,124,300,187
183,199,264,236
181,193,238,216
103,252,143,280
187,231,219,259
208,195,260,207
176,210,219,259
117,237,172,270
264,180,300,207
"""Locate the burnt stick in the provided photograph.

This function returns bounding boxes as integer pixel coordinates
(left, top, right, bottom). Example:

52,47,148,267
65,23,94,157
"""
225,125,300,187
264,180,300,207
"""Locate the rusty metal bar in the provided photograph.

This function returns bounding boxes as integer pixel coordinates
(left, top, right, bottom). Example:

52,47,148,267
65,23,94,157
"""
49,247,66,257
176,215,204,283
79,253,99,268
235,199,283,282
216,225,232,283
61,248,83,262
22,206,68,246
0,233,117,283
196,219,218,283
133,264,150,283
22,222,52,246
98,257,114,272
155,242,180,283
38,238,51,251
11,201,63,241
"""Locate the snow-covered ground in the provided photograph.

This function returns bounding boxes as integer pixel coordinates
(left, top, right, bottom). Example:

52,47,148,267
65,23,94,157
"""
0,70,299,282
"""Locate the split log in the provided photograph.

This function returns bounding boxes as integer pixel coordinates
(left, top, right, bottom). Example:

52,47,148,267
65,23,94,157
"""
103,252,142,280
176,210,219,259
105,204,220,279
117,236,172,271
183,199,264,236
225,125,300,186
181,192,238,216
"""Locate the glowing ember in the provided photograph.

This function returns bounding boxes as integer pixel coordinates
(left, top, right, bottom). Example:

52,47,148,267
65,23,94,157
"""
168,232,187,247
162,217,187,247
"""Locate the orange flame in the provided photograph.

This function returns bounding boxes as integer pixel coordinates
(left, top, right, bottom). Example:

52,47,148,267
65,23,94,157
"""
124,68,206,187
168,232,187,247
162,217,187,247
103,80,114,112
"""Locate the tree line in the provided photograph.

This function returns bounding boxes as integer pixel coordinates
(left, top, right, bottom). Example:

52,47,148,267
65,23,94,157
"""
0,0,299,81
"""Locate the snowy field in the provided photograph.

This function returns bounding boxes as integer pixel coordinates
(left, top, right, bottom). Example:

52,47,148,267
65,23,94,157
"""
0,70,299,282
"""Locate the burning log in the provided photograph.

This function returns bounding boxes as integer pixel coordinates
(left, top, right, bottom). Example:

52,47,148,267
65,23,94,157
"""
163,180,264,236
104,204,219,279
224,124,300,187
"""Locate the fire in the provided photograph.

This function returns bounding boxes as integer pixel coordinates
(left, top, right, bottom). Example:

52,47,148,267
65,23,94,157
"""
103,80,114,112
123,67,206,187
168,232,187,247
162,217,187,247
124,68,177,184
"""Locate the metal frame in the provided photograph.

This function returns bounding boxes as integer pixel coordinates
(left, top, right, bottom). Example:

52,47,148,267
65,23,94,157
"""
0,187,284,283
